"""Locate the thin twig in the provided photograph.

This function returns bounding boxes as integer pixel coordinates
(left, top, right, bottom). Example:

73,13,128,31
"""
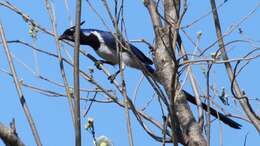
0,22,42,146
206,63,213,146
44,0,76,128
210,0,260,133
100,1,136,145
0,1,53,35
74,0,82,145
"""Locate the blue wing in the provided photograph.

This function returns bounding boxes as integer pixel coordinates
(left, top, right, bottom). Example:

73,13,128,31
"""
129,44,153,65
84,29,153,65
99,30,153,65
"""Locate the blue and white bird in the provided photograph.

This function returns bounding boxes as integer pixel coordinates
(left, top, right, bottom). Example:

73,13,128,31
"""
59,23,242,129
58,22,154,79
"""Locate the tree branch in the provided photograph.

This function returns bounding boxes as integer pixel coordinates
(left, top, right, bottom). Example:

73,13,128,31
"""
0,122,25,146
144,1,207,146
74,0,82,145
209,0,260,133
0,22,42,146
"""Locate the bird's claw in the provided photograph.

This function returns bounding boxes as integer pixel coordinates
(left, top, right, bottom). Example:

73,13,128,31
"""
108,74,116,83
95,60,103,70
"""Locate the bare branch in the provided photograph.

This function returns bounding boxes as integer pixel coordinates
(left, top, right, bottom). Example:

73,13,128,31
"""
209,0,260,133
0,122,25,146
0,1,53,35
44,0,76,128
0,22,42,146
74,0,82,145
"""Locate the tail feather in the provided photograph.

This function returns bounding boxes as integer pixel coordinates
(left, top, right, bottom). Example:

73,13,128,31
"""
145,67,241,129
183,90,241,129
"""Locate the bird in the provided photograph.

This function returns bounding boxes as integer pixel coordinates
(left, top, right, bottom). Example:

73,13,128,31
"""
58,21,154,81
59,22,241,129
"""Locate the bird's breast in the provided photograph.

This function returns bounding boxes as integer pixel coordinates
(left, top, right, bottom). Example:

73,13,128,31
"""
96,44,140,69
96,44,118,64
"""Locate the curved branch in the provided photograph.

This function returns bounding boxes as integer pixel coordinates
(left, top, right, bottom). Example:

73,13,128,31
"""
210,0,260,133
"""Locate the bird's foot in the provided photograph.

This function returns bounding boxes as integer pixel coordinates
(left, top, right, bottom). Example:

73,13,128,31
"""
95,60,103,70
108,74,117,83
108,70,120,83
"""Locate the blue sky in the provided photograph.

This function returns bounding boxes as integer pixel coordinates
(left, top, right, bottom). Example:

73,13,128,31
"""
0,0,260,146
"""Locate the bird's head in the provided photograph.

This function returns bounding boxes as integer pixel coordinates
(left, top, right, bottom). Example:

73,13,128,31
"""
59,21,85,42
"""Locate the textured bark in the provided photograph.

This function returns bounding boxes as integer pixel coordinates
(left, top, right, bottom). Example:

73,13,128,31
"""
0,122,25,146
74,0,82,145
144,0,207,145
175,92,207,146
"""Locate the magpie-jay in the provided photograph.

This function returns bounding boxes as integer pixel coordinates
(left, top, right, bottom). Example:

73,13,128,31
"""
59,23,241,129
59,23,154,80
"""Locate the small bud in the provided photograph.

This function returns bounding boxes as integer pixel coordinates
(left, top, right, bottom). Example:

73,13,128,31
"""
85,117,94,130
95,136,113,146
210,51,222,59
197,31,202,39
28,22,38,39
